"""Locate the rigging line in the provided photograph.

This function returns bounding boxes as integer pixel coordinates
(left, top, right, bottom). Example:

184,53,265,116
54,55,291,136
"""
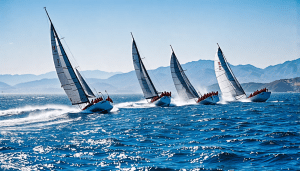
62,38,80,68
181,59,202,96
45,12,50,35
51,24,92,98
76,66,97,97
52,25,80,74
61,38,97,97
173,50,201,95
220,48,245,93
217,53,241,97
141,52,165,92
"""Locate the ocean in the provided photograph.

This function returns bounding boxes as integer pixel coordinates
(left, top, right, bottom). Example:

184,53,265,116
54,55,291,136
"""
0,93,299,170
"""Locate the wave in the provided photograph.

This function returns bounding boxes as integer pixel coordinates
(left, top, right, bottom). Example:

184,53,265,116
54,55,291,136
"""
207,152,243,163
269,100,284,103
0,104,77,116
0,105,78,130
265,132,298,138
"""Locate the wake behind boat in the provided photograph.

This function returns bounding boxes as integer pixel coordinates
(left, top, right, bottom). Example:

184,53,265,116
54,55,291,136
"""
131,33,171,107
170,46,219,105
45,8,113,113
214,44,271,102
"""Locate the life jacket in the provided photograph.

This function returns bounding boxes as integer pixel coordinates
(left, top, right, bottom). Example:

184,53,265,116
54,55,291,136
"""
106,96,113,103
151,96,159,103
197,97,201,103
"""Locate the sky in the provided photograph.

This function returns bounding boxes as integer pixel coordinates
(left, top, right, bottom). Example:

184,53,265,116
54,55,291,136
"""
0,0,299,75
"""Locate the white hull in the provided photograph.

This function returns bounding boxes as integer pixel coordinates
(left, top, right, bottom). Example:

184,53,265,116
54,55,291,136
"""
198,95,219,105
249,92,271,102
86,100,113,113
153,96,171,107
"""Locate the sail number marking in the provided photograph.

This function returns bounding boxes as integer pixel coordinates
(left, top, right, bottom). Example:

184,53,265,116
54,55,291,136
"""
218,62,222,70
57,59,60,66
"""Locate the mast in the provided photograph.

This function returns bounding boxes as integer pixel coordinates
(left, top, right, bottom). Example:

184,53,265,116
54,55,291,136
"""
214,43,246,99
131,33,158,98
218,44,245,96
44,7,53,24
45,7,90,104
170,45,200,100
75,68,96,98
170,45,174,53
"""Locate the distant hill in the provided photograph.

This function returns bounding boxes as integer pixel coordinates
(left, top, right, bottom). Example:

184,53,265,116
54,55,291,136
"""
1,76,298,94
13,79,63,94
1,78,117,94
0,82,15,92
0,58,299,94
0,70,122,85
86,57,300,94
208,77,300,93
264,77,300,92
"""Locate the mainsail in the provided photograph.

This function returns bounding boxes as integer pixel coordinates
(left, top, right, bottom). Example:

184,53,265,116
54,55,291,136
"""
47,10,89,105
214,45,246,99
131,35,158,99
75,69,96,98
170,49,199,100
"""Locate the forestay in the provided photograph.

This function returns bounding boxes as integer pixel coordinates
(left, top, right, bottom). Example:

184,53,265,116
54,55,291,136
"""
132,39,158,99
75,69,96,98
170,52,199,100
50,24,89,105
214,46,246,99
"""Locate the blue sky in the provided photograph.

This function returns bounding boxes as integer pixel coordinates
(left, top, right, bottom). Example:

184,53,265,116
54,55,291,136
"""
0,0,299,75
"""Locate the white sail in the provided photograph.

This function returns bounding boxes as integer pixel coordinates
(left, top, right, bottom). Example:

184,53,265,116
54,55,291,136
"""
170,51,199,100
50,23,89,105
75,68,96,98
214,46,246,99
132,38,158,99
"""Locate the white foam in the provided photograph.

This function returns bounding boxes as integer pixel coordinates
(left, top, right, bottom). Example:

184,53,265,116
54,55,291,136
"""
0,105,78,129
114,99,154,109
169,97,196,107
0,105,76,116
269,100,283,103
240,98,251,103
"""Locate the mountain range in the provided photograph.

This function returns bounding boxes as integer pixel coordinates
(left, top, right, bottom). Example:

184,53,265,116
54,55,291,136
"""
208,77,300,93
0,70,122,85
0,58,299,94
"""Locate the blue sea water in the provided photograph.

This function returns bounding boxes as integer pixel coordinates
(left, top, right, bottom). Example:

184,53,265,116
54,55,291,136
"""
0,93,299,170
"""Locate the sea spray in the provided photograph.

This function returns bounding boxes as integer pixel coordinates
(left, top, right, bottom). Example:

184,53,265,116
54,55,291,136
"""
0,105,77,128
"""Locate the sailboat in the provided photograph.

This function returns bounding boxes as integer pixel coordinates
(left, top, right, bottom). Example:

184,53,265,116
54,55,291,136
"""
214,44,271,102
170,46,219,105
45,8,113,113
131,33,171,106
